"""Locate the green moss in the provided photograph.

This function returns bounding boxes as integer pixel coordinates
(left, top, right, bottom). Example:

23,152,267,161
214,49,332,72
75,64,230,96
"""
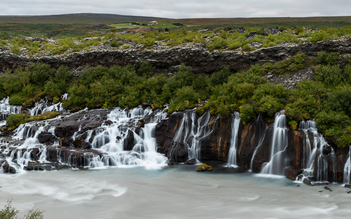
196,164,213,172
6,111,59,130
289,121,298,130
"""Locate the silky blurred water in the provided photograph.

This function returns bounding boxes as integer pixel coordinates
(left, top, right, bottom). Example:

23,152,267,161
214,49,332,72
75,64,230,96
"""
1,166,351,219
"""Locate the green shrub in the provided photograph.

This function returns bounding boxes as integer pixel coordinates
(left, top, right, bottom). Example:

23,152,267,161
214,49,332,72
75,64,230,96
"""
168,86,200,113
314,64,343,87
7,111,59,130
137,62,155,77
9,96,23,105
210,68,231,86
209,37,228,50
11,45,21,55
294,26,304,35
289,121,298,130
337,126,351,148
0,200,45,219
110,39,123,47
239,104,256,125
315,110,350,142
316,51,339,65
257,95,283,117
242,44,251,51
266,53,306,75
6,113,30,129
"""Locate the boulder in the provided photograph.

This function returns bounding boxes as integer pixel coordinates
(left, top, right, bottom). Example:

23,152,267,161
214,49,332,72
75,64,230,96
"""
185,158,197,165
38,132,55,144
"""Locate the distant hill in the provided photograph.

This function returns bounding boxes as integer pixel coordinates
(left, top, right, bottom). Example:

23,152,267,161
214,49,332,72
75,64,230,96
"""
160,16,351,28
0,13,168,24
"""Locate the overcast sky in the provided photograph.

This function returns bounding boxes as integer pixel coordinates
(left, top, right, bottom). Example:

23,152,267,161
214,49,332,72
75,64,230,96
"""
0,0,350,18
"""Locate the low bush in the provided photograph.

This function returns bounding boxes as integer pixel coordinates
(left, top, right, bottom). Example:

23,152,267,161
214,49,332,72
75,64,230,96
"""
0,200,45,219
9,96,23,105
7,111,59,130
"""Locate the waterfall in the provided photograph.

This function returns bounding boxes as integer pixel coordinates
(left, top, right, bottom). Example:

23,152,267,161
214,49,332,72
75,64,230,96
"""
344,146,351,184
0,97,22,114
90,106,168,169
169,110,215,161
29,93,68,116
261,110,288,175
226,112,241,167
299,120,337,182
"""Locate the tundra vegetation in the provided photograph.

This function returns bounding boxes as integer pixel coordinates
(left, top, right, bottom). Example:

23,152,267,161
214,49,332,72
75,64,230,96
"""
2,50,351,148
1,25,351,56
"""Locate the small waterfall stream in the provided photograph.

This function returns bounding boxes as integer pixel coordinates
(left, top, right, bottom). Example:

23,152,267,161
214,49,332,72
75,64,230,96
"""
226,112,241,167
261,110,288,175
344,146,351,184
0,97,22,114
169,109,215,162
29,93,68,116
299,120,337,183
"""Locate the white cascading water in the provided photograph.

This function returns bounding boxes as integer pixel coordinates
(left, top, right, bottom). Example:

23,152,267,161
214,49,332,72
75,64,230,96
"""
29,93,68,116
170,109,214,161
0,97,22,114
299,120,337,182
1,103,170,173
88,106,168,169
226,112,241,167
261,110,288,175
343,146,351,184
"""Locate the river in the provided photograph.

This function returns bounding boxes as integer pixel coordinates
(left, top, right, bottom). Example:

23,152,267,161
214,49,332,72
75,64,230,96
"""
1,165,350,219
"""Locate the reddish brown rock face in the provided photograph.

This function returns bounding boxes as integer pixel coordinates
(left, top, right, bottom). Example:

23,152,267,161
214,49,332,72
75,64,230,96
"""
237,116,267,170
200,117,231,162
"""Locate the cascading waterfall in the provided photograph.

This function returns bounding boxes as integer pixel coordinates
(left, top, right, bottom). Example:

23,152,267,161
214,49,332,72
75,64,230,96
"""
89,106,168,169
299,120,337,182
343,146,351,184
226,112,241,167
0,97,22,114
1,103,170,173
261,110,288,175
29,93,68,116
169,109,215,161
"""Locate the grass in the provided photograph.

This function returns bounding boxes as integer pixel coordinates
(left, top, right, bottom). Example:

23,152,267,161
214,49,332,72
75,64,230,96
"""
0,13,165,24
160,16,351,28
109,22,179,30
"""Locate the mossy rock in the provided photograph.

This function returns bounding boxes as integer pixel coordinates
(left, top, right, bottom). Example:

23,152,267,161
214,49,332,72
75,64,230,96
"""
196,164,213,172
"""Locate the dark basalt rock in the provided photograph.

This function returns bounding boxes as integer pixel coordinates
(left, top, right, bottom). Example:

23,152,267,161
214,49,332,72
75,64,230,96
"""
2,161,16,174
156,112,184,161
104,120,113,126
303,177,312,186
184,158,197,165
322,145,332,156
55,120,79,138
38,131,55,144
1,39,351,75
73,137,83,148
123,130,135,151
